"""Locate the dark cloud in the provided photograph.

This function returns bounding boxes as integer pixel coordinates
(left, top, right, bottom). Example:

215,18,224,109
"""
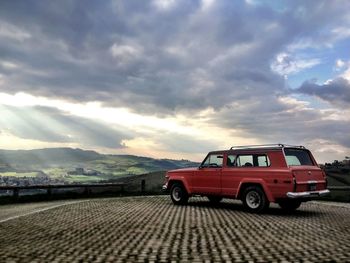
1,0,349,114
207,97,350,148
296,78,350,107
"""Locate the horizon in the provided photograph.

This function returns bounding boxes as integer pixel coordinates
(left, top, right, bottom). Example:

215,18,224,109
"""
1,1,350,163
0,146,347,165
0,146,197,162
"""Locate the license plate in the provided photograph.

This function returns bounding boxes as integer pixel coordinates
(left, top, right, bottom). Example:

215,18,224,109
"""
308,184,316,191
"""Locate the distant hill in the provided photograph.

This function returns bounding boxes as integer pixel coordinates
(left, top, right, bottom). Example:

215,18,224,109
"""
0,148,199,184
0,148,101,169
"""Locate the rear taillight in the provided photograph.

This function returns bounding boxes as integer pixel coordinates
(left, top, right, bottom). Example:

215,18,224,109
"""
321,170,327,187
292,172,296,192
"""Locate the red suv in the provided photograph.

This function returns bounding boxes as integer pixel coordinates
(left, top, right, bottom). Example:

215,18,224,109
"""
163,144,330,212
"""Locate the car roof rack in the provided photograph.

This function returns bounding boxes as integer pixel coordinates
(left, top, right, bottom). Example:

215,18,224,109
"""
229,144,305,150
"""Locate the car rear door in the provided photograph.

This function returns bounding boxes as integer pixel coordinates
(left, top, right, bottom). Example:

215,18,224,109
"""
284,148,327,192
221,153,273,196
289,166,326,192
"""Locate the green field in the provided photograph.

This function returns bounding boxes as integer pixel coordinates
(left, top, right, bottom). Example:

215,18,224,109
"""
0,172,39,178
65,175,104,183
0,148,198,184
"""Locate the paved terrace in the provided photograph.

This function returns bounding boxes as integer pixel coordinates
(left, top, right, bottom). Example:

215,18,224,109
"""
0,196,350,262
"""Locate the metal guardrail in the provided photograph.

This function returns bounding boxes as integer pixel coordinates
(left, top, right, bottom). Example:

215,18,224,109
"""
0,183,126,198
328,186,350,190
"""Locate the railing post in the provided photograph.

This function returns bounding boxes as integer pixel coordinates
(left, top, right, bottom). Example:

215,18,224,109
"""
47,187,52,196
84,186,90,195
141,180,146,194
13,188,19,199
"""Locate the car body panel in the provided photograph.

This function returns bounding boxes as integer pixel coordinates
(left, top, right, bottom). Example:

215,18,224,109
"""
191,168,221,195
164,145,329,204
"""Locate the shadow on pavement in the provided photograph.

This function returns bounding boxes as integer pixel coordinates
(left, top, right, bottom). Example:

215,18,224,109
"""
186,198,324,217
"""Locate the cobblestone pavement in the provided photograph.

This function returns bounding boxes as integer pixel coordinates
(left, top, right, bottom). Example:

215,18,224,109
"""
1,196,350,262
0,200,87,223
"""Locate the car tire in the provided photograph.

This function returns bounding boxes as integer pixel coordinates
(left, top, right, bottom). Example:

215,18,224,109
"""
242,186,269,213
170,183,188,205
207,196,223,204
278,199,302,211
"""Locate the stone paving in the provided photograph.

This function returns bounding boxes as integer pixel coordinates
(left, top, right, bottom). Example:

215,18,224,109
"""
0,196,350,262
0,200,87,223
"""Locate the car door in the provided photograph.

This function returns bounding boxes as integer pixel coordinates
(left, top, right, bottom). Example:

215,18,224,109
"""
221,153,241,196
221,153,271,197
192,153,222,195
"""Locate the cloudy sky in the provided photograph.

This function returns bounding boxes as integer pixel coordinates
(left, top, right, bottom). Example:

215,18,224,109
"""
0,0,349,163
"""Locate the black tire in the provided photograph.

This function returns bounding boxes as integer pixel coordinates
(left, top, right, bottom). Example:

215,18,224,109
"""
278,199,302,211
242,186,269,213
207,196,223,204
170,183,188,205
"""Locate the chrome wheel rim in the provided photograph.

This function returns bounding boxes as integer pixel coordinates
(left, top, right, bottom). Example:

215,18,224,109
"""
172,187,182,202
246,191,261,209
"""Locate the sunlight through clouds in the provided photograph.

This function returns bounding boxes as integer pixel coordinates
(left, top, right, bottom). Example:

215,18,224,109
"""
0,92,231,160
0,92,198,136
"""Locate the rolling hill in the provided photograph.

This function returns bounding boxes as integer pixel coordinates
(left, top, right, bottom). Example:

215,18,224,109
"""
0,148,101,169
0,148,199,184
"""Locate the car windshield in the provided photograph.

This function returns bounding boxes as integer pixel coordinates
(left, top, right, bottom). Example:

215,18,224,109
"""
284,148,314,166
202,154,223,167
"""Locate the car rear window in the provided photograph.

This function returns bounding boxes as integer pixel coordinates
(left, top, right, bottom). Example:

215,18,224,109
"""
284,148,314,166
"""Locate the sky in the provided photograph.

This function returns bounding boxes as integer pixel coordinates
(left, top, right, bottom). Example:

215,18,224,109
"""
0,0,350,163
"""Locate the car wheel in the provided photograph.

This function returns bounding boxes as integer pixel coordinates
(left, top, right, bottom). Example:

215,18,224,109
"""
242,186,269,213
170,183,188,205
278,199,302,211
207,196,223,204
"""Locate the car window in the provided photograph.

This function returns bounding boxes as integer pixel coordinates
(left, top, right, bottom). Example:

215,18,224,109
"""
257,155,270,167
227,155,236,167
202,154,223,168
284,148,314,166
285,156,301,166
236,155,253,167
233,154,270,167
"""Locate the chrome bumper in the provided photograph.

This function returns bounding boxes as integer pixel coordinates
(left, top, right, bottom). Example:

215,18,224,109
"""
162,184,168,191
287,189,330,199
